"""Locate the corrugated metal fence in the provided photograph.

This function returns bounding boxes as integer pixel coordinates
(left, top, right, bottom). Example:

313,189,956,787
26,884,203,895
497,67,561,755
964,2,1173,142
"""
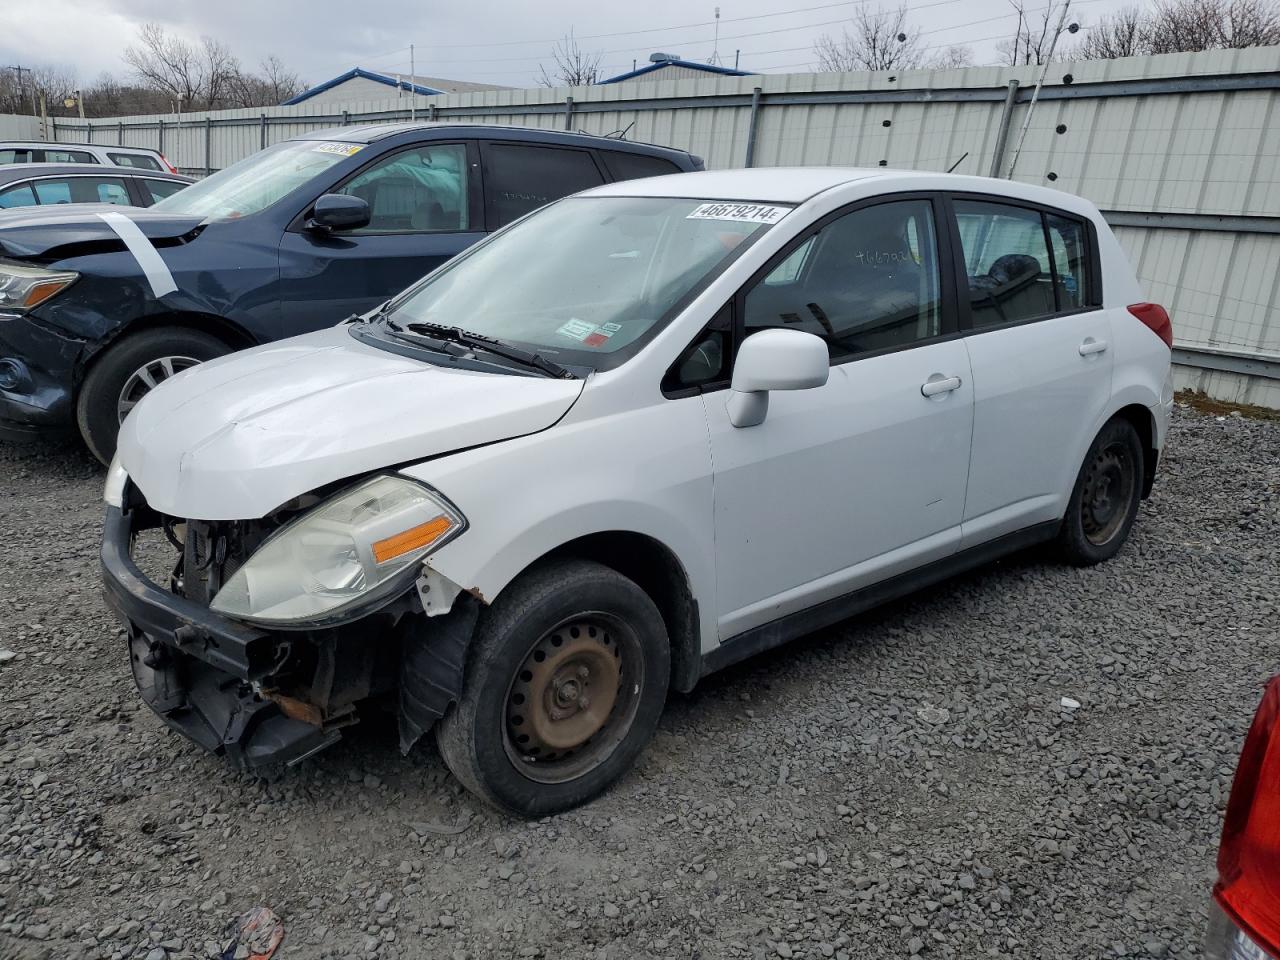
22,46,1280,406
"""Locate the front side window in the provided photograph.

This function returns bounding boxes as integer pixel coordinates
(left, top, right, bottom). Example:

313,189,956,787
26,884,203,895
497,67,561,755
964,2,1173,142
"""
339,143,468,233
482,144,605,228
151,139,358,221
383,196,783,370
109,152,162,171
955,199,1058,328
0,183,37,208
744,199,942,360
43,149,95,164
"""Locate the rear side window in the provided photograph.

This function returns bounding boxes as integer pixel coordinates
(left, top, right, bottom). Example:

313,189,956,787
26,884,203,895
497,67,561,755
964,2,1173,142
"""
1045,213,1088,311
600,150,683,181
42,149,96,164
0,183,37,208
109,152,162,171
32,177,131,205
0,149,34,165
482,143,605,228
955,200,1057,328
141,178,186,204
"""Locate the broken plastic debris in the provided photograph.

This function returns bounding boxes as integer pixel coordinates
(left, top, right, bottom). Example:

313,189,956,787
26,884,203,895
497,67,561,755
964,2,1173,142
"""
220,907,284,960
1060,697,1081,711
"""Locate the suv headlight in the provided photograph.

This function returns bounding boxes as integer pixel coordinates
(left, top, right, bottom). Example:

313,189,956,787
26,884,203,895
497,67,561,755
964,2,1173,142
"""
210,475,466,625
0,262,78,314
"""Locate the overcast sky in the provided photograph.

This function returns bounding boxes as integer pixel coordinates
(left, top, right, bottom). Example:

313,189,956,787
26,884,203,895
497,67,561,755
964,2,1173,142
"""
1,0,1134,90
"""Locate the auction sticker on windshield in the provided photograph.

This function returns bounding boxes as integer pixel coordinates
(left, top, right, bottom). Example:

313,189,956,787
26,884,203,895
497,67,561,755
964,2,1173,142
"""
312,142,364,157
686,202,789,224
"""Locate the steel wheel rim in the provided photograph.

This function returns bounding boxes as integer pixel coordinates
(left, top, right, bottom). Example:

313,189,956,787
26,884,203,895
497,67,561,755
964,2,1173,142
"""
117,355,200,423
1081,442,1135,546
502,613,643,785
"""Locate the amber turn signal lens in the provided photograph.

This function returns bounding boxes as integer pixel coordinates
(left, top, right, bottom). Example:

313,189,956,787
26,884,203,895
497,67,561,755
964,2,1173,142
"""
371,516,454,564
23,279,75,309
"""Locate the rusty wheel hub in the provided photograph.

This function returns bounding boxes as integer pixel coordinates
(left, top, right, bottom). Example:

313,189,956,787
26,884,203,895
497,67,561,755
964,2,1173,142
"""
506,619,624,768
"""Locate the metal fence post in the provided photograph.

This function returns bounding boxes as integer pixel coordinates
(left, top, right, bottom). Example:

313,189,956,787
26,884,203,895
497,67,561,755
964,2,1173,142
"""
988,80,1020,178
429,103,438,122
117,121,124,145
744,86,763,168
260,113,268,149
157,118,164,157
85,124,93,143
564,96,575,131
204,115,212,175
342,110,350,126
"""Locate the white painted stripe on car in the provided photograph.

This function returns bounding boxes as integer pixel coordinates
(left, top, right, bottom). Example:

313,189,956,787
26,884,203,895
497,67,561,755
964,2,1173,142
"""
97,211,178,299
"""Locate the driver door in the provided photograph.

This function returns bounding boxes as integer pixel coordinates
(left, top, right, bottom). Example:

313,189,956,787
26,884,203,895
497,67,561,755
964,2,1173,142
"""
277,140,485,334
700,196,975,640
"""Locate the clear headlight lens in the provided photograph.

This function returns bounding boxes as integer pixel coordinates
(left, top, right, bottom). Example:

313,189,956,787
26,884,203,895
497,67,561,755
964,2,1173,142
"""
210,475,465,625
0,262,78,314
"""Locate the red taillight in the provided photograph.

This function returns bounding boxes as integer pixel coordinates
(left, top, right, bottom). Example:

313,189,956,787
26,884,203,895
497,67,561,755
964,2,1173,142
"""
1128,302,1173,349
160,154,178,175
1215,677,1280,957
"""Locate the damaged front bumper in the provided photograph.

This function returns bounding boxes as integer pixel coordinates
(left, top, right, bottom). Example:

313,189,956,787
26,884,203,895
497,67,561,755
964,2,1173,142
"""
101,504,475,776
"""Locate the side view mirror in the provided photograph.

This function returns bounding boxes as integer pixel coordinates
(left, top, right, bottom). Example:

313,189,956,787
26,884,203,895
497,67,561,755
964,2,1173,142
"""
307,194,371,232
727,329,829,428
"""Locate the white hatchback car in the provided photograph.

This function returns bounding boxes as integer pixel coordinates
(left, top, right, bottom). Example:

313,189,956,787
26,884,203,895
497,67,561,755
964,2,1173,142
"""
102,168,1174,816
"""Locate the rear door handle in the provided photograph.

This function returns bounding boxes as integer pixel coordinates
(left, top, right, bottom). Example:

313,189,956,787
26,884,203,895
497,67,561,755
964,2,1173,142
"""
921,375,963,397
1079,338,1109,356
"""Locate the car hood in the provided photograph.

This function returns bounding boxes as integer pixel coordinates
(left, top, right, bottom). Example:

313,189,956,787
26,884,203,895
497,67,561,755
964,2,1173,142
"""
117,324,586,520
0,205,205,259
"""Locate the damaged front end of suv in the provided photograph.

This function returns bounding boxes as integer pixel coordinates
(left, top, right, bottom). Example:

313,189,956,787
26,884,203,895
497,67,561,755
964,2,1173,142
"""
101,468,479,776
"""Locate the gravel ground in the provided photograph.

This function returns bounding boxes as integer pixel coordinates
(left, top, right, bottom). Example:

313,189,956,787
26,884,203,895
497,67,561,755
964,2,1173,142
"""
1,405,1277,960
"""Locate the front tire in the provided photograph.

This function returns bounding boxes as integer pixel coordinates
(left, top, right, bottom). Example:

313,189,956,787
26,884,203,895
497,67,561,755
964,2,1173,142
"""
76,327,230,464
436,559,670,817
1056,416,1144,566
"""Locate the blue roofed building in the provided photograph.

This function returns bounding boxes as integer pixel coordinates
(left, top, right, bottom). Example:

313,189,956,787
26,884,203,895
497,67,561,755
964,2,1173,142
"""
282,68,509,106
599,53,755,84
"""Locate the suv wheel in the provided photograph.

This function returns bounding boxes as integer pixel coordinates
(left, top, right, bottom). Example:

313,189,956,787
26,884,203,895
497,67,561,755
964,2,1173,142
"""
435,559,670,817
77,327,229,464
1057,416,1144,566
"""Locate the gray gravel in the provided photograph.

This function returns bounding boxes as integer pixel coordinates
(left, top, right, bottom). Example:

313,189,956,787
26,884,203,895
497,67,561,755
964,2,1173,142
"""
1,404,1277,960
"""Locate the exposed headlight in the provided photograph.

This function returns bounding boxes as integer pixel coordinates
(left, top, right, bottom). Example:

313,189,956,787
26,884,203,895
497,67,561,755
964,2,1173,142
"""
0,262,78,314
103,452,129,508
210,475,466,625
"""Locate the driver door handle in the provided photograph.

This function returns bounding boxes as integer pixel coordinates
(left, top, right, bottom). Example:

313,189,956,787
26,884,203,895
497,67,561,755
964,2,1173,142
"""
1079,337,1109,356
921,375,963,397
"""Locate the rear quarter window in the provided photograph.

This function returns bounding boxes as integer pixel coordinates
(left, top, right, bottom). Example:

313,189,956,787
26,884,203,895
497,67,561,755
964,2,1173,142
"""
600,150,684,181
42,149,96,164
481,143,605,229
109,153,163,171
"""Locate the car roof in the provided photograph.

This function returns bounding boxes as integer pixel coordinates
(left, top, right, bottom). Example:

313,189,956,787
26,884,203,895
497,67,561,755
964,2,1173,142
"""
0,164,191,185
289,122,694,160
584,166,1100,214
0,141,161,155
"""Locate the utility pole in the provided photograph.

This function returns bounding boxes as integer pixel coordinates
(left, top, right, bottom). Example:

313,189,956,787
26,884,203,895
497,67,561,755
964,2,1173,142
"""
4,65,37,116
708,7,722,66
1006,0,1073,179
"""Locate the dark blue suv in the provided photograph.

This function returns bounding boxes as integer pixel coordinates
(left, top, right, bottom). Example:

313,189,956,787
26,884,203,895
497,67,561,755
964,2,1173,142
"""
0,123,701,461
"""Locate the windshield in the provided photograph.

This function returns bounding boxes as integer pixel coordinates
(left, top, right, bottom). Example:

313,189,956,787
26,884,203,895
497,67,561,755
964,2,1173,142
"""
383,196,787,368
151,139,363,221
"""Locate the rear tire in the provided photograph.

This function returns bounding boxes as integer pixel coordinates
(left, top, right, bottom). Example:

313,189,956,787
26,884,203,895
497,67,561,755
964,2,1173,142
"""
435,559,670,817
76,327,230,465
1056,417,1144,566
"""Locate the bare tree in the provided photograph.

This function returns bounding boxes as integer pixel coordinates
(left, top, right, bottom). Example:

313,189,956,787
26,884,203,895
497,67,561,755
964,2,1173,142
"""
227,56,305,107
997,0,1075,65
929,45,975,68
814,5,929,71
124,22,241,109
537,34,604,87
0,65,76,116
1078,6,1148,59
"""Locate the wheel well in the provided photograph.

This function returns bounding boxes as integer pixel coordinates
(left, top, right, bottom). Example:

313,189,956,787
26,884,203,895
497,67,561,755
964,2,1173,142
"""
77,312,257,388
1112,403,1158,498
542,532,701,694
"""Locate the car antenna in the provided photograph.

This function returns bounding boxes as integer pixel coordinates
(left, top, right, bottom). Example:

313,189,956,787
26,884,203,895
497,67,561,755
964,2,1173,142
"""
946,151,969,174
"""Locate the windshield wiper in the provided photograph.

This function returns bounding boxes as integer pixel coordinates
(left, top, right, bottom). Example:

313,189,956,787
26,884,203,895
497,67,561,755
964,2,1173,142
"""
402,321,574,379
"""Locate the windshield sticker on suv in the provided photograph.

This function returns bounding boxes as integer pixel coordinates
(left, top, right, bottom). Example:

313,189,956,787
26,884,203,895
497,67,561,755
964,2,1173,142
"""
686,202,789,224
312,142,364,157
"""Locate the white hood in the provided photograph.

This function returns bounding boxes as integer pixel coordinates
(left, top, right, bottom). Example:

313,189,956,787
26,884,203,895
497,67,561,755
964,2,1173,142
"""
117,325,584,519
